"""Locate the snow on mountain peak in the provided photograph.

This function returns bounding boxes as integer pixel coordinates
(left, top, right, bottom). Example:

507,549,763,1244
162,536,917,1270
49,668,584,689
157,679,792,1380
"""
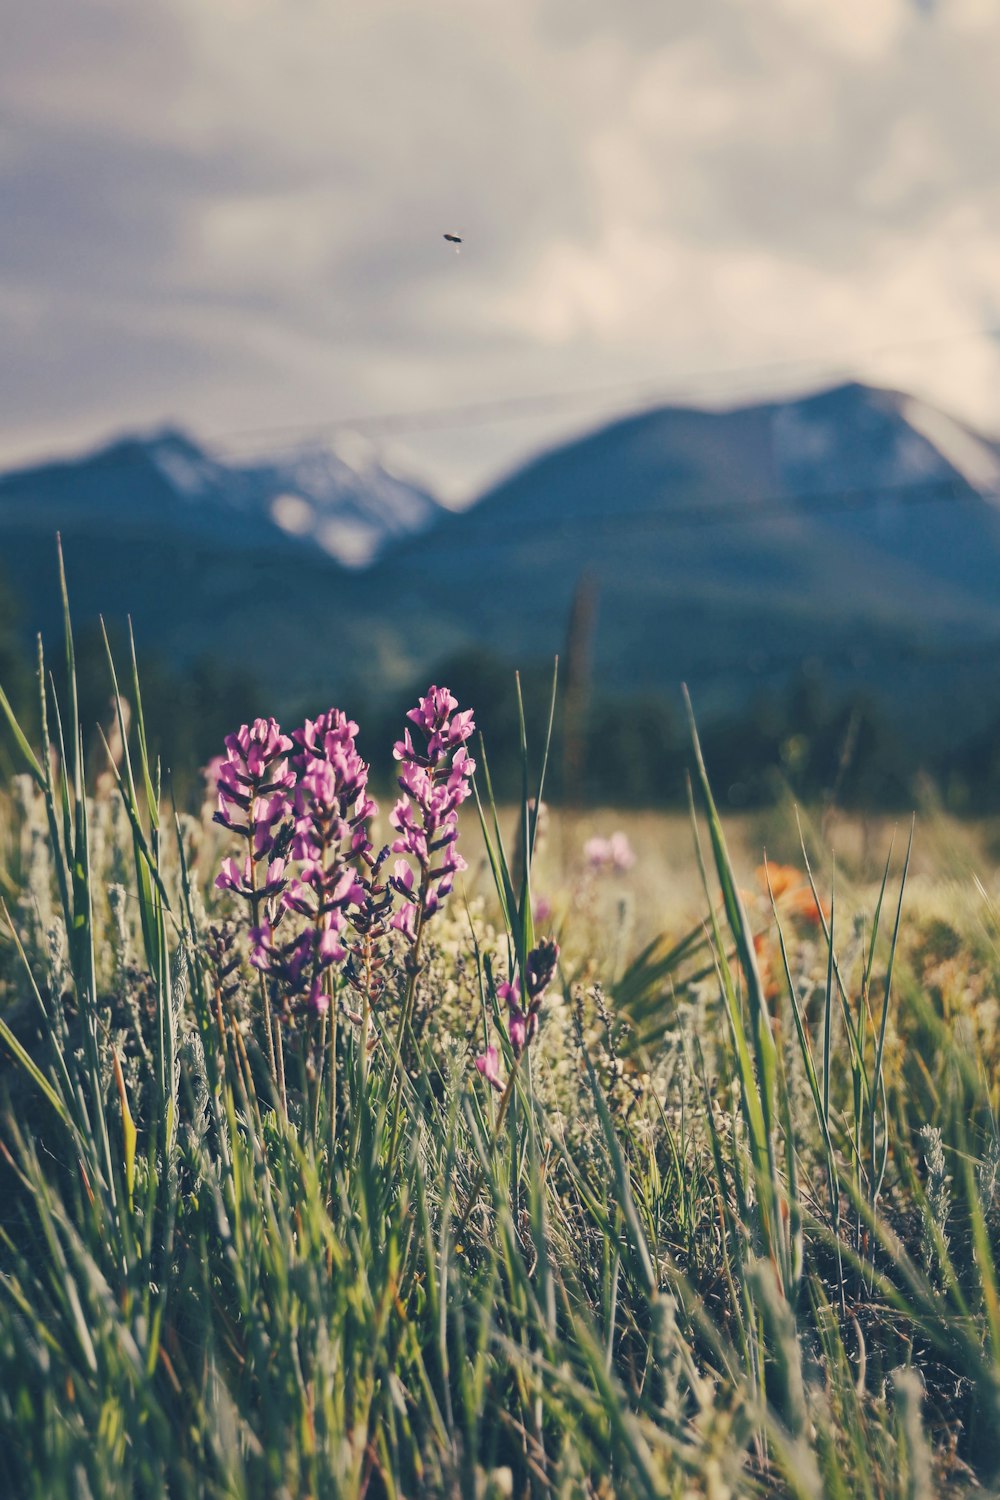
898,396,1000,494
330,429,378,473
147,433,219,501
270,492,315,536
234,437,441,566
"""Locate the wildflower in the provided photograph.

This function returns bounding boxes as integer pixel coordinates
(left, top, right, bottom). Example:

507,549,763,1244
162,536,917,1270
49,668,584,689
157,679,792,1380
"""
342,842,395,1029
201,754,225,811
533,895,553,927
784,885,827,926
213,720,296,927
508,1005,528,1053
259,707,375,1019
213,717,296,930
584,831,636,873
248,924,273,971
496,939,560,1058
754,863,828,926
757,862,799,901
526,937,559,1001
475,1044,503,1092
215,719,295,853
389,686,476,934
497,977,530,1055
216,855,287,901
211,722,295,1082
752,929,782,1005
207,922,241,1010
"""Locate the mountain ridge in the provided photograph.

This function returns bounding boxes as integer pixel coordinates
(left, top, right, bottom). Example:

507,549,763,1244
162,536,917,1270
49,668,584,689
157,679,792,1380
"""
0,425,442,568
2,380,1000,746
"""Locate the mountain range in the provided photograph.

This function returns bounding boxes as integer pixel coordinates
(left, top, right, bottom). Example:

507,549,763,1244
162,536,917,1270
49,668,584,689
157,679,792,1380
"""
3,381,1000,747
0,427,441,568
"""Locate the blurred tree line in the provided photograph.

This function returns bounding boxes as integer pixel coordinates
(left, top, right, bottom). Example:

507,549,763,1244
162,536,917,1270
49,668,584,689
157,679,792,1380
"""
0,574,998,813
368,647,917,811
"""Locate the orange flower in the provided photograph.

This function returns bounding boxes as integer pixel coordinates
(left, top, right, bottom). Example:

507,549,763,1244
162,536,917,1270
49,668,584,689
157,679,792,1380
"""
784,884,828,926
755,862,798,899
754,863,828,926
752,929,782,1002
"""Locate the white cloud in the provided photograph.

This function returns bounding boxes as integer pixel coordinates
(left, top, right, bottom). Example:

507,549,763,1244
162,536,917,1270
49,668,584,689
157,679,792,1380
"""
770,0,910,60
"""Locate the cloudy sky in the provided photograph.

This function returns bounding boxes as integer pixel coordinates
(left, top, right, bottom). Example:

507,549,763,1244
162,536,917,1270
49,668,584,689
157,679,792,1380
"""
3,0,1000,497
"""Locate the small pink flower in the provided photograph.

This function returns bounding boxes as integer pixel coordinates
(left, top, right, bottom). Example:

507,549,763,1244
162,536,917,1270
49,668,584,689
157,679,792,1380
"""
215,855,247,893
317,926,347,964
475,1045,503,1092
308,977,331,1016
497,978,520,1009
390,903,417,939
584,831,636,873
508,1005,528,1055
249,924,272,971
533,896,553,926
202,755,225,798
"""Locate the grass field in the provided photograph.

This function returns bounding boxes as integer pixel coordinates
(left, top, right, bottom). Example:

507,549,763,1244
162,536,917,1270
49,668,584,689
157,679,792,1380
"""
2,582,1000,1497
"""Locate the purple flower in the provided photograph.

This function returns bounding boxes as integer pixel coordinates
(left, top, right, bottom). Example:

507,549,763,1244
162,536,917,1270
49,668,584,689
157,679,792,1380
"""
215,856,245,894
508,1005,528,1054
215,855,287,900
493,940,559,1058
290,713,373,859
308,977,331,1017
342,842,395,1021
475,1045,503,1092
496,976,531,1056
389,686,475,937
213,702,385,1026
497,979,519,1010
215,721,295,836
214,719,296,903
255,705,377,1019
248,923,273,971
389,902,417,940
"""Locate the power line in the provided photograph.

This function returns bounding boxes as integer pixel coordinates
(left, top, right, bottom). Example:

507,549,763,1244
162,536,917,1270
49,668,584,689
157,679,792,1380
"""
214,321,1000,456
4,320,999,481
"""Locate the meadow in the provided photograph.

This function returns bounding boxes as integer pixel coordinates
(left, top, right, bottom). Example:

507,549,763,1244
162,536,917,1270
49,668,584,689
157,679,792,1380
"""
1,567,1000,1497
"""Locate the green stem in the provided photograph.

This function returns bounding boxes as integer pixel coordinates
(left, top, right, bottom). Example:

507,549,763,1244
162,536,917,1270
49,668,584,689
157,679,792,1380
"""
329,982,338,1150
247,798,282,1113
386,872,431,1166
347,933,376,1165
455,1051,524,1239
273,1005,287,1118
360,938,373,1095
312,1012,327,1143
